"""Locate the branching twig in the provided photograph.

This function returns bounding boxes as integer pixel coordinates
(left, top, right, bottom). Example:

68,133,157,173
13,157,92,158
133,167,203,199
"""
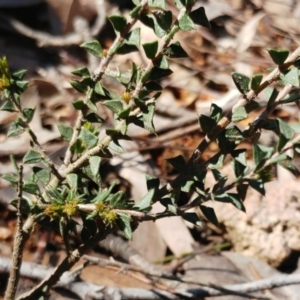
159,45,300,198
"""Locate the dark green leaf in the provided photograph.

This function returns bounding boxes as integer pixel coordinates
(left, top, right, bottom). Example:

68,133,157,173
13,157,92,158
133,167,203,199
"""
99,148,113,158
198,114,216,133
23,182,40,195
87,100,98,113
57,124,73,142
279,160,299,176
109,15,127,33
182,212,202,227
280,67,299,87
210,104,222,122
248,179,265,196
200,205,219,227
72,100,85,110
212,176,227,193
149,0,165,9
245,100,260,113
267,49,289,65
231,149,247,166
231,72,250,95
277,118,294,140
211,169,225,181
7,118,26,137
0,101,16,112
270,153,290,164
70,79,88,93
232,159,247,178
148,67,173,81
89,156,101,176
83,164,102,186
134,188,155,210
66,173,78,190
23,150,42,164
2,173,18,184
237,184,248,201
155,10,172,31
79,127,98,149
94,82,106,96
139,12,165,38
109,140,124,153
125,27,140,46
143,81,162,91
225,126,245,143
160,197,177,214
109,191,124,208
117,213,132,239
142,104,155,133
253,144,273,166
71,67,90,78
116,44,139,54
153,56,169,69
12,69,27,80
250,74,263,90
265,88,279,111
130,4,142,18
190,6,210,29
85,113,104,123
166,155,186,171
81,40,102,57
215,193,245,212
146,175,160,190
179,12,195,31
164,41,188,58
22,108,35,122
208,154,225,169
232,107,248,122
32,167,51,185
276,135,289,152
103,99,124,114
142,41,158,59
15,80,29,92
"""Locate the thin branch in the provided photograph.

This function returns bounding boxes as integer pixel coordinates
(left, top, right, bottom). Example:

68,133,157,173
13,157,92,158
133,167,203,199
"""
16,226,117,300
4,164,24,300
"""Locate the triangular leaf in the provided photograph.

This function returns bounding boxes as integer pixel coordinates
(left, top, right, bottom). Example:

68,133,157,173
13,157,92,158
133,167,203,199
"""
142,41,158,59
250,74,263,90
89,156,101,176
182,212,202,227
57,124,73,142
179,12,195,31
134,188,155,210
81,40,102,57
108,15,127,33
190,6,210,29
79,127,98,149
117,213,132,239
267,49,289,65
23,150,42,164
200,205,219,227
231,72,250,95
164,41,188,58
166,155,186,171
